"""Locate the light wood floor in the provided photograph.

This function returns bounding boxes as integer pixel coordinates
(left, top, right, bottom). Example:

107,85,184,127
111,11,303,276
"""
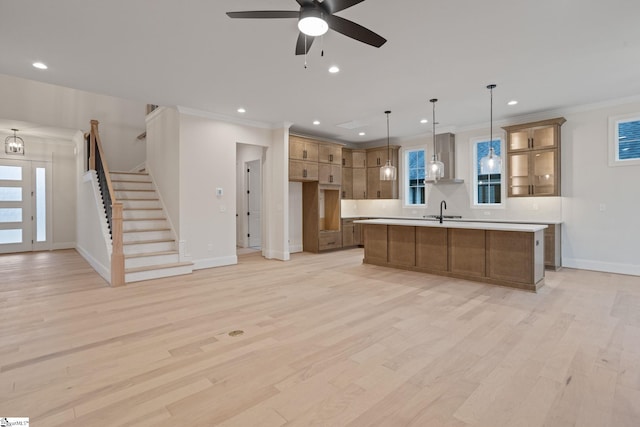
1,249,639,426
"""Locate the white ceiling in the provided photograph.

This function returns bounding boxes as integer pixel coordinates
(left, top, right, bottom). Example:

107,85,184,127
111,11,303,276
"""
1,0,640,144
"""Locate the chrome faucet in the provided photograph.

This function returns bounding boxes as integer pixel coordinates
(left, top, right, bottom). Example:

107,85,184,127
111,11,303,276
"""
439,200,447,223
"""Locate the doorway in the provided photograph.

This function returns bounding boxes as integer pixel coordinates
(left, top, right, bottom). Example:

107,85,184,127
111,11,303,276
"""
246,159,261,249
0,159,51,254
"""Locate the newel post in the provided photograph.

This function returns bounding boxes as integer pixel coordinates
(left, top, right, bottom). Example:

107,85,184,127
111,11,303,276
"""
89,119,98,171
110,202,125,287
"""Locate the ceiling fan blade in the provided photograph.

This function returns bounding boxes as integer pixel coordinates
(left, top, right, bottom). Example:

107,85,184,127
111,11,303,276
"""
322,0,366,14
295,32,315,55
226,11,299,19
295,0,315,6
326,15,386,48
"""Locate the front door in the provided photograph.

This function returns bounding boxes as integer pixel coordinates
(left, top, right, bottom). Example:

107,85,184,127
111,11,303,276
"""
0,159,50,254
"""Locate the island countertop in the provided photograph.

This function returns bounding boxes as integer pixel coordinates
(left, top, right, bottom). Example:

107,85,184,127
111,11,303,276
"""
355,218,548,233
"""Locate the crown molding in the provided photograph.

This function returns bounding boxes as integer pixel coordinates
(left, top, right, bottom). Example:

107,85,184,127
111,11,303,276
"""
176,106,276,129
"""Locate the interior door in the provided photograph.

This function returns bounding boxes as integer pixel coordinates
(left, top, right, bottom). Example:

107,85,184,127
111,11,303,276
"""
0,159,33,253
0,159,50,254
247,159,261,248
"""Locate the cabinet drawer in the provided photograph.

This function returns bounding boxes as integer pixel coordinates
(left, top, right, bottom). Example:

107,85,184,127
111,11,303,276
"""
319,231,342,251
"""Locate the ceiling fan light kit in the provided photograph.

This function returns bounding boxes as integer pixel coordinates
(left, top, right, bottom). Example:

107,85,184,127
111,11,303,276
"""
227,0,386,56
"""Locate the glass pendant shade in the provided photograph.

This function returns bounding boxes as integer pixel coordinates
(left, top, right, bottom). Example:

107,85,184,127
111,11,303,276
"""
380,110,397,181
480,147,502,174
428,154,444,180
380,160,397,181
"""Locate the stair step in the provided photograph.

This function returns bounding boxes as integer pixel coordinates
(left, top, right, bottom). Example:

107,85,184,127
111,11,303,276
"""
110,172,151,183
125,250,178,259
126,261,193,274
121,199,162,209
123,239,175,255
123,238,174,245
124,217,166,221
123,229,173,243
111,179,152,183
124,251,180,269
111,171,149,175
125,262,193,284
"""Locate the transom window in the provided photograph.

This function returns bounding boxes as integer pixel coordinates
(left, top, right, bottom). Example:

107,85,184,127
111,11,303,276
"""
405,149,425,205
473,138,503,205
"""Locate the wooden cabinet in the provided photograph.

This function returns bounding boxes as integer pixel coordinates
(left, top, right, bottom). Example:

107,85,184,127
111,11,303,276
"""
302,182,341,253
319,163,341,185
416,227,448,272
290,135,319,162
319,143,342,164
544,223,561,270
366,146,399,199
367,167,398,199
342,218,355,247
363,224,387,264
289,160,318,182
448,229,486,278
503,118,565,197
341,149,366,199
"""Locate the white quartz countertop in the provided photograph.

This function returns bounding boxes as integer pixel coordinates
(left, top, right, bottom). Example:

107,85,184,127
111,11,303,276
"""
343,215,562,225
354,218,548,232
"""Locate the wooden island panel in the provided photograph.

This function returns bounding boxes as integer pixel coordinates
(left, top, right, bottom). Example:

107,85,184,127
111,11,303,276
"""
388,225,415,267
448,229,486,278
487,230,533,284
364,224,388,264
416,227,448,272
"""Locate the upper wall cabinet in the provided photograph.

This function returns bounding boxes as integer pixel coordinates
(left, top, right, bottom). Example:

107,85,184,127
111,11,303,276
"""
366,146,399,199
503,117,566,197
319,143,342,164
290,135,319,162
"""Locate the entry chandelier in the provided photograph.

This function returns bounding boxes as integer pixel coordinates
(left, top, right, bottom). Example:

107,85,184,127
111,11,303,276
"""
427,99,444,180
5,128,25,155
480,84,502,174
380,110,397,181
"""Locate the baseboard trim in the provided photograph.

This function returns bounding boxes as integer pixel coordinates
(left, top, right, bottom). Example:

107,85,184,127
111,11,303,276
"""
193,255,238,270
264,250,290,261
75,245,111,284
563,258,640,276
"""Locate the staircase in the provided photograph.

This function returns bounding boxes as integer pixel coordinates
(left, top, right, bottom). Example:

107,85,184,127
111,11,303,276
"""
110,171,193,283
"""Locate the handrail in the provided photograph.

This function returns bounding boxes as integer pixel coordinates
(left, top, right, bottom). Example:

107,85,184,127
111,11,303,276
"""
88,120,125,287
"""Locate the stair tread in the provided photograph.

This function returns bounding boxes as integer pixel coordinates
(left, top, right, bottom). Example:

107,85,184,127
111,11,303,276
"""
123,238,175,245
123,228,171,233
125,261,193,274
125,250,179,259
124,218,166,221
119,198,160,201
112,179,152,183
123,208,162,211
115,189,156,192
111,171,149,175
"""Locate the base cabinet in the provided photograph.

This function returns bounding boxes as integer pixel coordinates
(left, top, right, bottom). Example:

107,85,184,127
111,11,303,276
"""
361,224,545,292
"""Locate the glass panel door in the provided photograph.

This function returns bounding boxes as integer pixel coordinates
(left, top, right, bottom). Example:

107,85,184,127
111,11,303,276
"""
32,162,51,251
0,159,32,253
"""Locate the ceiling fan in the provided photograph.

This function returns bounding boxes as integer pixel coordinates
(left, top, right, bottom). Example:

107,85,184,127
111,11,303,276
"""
226,0,387,55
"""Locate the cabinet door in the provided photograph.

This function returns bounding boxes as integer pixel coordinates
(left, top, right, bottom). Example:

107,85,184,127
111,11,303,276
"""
289,160,318,181
367,148,386,167
531,125,556,149
342,149,353,168
508,153,531,197
366,167,382,199
380,178,397,199
531,149,558,196
342,220,355,247
319,143,341,164
352,150,367,168
319,164,341,185
289,137,306,160
508,130,530,151
353,168,367,199
342,168,353,199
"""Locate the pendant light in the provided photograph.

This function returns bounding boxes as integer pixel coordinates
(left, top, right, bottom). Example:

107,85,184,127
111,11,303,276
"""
5,128,25,155
427,99,444,180
380,110,397,181
480,84,502,174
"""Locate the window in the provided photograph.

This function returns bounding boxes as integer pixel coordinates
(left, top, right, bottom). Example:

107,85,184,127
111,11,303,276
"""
405,149,425,205
473,138,503,205
610,115,640,166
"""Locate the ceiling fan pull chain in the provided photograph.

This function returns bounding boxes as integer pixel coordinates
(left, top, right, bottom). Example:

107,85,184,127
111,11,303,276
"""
304,34,308,69
321,34,324,57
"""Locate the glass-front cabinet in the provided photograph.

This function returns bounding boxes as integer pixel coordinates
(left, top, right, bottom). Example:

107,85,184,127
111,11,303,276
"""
503,117,565,197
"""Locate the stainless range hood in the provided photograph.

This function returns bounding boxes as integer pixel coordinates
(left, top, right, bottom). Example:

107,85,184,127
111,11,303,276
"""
425,132,464,184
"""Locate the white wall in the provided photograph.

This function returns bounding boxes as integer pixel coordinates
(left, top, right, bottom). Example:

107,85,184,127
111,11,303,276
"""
288,182,303,253
0,73,146,171
236,143,265,248
339,99,640,276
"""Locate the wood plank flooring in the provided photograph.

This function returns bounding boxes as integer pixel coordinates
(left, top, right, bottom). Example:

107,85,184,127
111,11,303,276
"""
1,248,639,426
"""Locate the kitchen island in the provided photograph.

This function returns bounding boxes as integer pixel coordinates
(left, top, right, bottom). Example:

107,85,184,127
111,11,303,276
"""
355,219,547,292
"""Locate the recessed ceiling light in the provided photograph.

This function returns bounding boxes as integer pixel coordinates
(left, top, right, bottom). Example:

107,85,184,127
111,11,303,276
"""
32,62,48,70
328,66,340,74
237,107,246,113
420,119,428,124
507,100,518,106
313,120,320,125
359,132,366,136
